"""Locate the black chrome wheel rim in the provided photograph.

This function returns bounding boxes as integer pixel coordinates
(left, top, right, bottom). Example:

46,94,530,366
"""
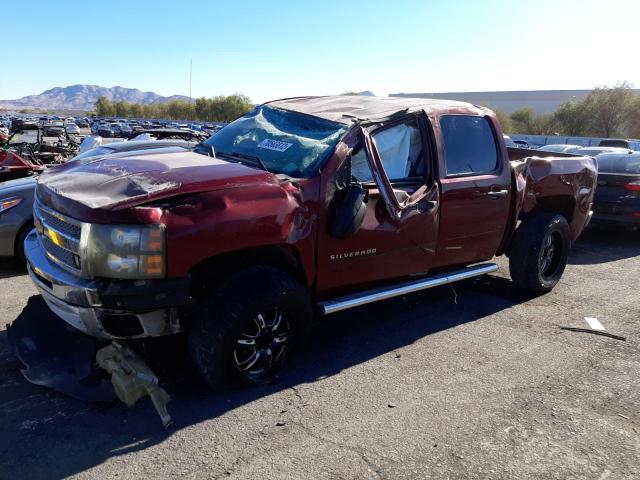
539,231,561,279
233,309,291,383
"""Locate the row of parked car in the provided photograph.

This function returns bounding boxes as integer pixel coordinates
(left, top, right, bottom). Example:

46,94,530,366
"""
1,116,88,136
90,118,224,139
1,114,225,142
521,138,640,230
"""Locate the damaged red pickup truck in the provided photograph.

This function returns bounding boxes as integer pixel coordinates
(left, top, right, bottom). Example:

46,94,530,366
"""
24,96,597,390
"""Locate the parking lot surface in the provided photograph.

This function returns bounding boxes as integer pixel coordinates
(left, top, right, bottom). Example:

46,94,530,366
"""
0,226,638,479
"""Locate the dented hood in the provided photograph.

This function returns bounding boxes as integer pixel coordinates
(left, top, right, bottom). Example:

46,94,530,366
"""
37,150,275,215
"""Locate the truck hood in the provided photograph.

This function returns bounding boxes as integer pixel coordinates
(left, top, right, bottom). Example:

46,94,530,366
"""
37,151,276,216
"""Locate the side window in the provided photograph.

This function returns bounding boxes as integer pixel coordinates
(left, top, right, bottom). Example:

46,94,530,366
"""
352,118,425,183
351,146,372,182
440,115,498,176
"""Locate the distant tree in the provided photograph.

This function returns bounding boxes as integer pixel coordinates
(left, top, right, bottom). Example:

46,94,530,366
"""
95,96,115,116
113,101,130,118
510,107,536,134
626,95,640,138
217,93,253,122
583,82,635,137
531,113,558,135
129,103,143,118
195,97,210,121
492,108,513,133
553,101,590,136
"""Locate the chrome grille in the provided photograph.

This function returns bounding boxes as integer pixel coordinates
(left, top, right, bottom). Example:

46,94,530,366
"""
41,236,81,270
34,200,84,274
38,208,81,239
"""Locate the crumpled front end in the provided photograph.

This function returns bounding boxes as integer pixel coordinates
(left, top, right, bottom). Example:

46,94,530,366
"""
24,198,190,340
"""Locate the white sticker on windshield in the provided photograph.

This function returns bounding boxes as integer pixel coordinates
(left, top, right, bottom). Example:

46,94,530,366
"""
258,139,293,152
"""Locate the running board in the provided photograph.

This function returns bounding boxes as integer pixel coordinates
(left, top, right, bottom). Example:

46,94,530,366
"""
318,263,498,315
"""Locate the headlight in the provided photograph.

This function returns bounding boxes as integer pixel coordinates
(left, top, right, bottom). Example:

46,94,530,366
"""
84,224,165,279
0,196,22,214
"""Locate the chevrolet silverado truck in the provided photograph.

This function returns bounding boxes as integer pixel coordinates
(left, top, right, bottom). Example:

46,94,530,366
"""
24,96,597,390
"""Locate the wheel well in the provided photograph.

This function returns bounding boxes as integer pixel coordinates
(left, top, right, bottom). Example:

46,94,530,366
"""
14,221,34,257
188,245,307,300
520,195,576,228
526,196,575,224
505,198,575,257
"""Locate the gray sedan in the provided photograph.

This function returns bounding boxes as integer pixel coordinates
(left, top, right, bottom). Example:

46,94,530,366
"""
0,176,37,260
0,140,196,260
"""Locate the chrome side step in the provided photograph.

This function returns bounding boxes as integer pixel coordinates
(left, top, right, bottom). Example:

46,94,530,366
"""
318,263,498,315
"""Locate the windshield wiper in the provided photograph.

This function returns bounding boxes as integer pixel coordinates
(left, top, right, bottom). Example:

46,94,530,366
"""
216,151,270,173
193,143,215,157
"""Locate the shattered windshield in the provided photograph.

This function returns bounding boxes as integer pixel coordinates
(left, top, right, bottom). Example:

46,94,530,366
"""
196,105,347,177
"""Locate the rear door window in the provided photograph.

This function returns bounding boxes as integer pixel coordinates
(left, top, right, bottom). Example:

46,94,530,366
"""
440,115,499,176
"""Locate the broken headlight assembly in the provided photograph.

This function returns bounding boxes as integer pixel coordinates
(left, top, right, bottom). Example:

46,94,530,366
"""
83,224,166,279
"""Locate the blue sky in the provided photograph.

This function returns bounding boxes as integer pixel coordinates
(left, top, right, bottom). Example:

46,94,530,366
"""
3,0,639,103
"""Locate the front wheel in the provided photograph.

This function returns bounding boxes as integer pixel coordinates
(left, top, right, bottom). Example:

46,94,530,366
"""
509,213,571,294
188,266,312,391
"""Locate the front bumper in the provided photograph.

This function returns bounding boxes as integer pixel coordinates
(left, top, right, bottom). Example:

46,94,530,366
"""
24,230,189,339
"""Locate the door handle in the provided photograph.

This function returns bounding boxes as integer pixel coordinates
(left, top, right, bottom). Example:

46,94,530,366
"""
417,200,437,212
407,200,437,213
487,189,508,199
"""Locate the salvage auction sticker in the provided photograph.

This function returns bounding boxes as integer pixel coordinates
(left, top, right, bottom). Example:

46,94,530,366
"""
258,139,293,152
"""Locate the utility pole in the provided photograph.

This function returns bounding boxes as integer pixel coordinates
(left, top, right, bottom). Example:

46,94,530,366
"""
189,59,193,120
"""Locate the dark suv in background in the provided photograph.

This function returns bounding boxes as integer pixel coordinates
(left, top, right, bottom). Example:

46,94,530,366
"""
599,139,640,151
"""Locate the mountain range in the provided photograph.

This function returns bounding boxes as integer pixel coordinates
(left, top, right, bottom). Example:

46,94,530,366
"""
0,85,190,111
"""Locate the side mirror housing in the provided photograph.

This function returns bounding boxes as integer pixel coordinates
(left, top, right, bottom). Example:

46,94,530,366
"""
329,185,368,239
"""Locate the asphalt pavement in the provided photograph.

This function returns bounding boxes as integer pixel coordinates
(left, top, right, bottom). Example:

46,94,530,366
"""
0,226,638,479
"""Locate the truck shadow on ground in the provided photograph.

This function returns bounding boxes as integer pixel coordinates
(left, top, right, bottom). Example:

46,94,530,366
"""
0,258,26,279
569,225,640,265
0,273,533,479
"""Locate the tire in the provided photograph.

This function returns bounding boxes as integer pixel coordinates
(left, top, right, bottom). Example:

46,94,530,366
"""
509,213,571,294
15,224,33,265
188,266,312,391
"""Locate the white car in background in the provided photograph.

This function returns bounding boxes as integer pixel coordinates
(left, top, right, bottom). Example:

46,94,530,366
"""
65,123,81,135
573,146,633,157
537,144,582,154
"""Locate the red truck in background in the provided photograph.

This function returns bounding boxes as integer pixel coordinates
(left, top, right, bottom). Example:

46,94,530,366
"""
0,149,45,182
24,96,597,390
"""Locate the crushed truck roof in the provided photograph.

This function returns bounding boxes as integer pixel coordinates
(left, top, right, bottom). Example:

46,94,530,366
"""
266,95,490,124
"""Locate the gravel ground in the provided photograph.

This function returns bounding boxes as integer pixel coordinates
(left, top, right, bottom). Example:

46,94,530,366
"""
0,226,638,479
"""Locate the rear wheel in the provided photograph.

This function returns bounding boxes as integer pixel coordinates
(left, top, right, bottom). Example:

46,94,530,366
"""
188,266,312,390
509,213,570,294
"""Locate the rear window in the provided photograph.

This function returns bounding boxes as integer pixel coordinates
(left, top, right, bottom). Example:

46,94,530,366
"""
596,154,640,174
440,115,498,175
599,140,628,148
